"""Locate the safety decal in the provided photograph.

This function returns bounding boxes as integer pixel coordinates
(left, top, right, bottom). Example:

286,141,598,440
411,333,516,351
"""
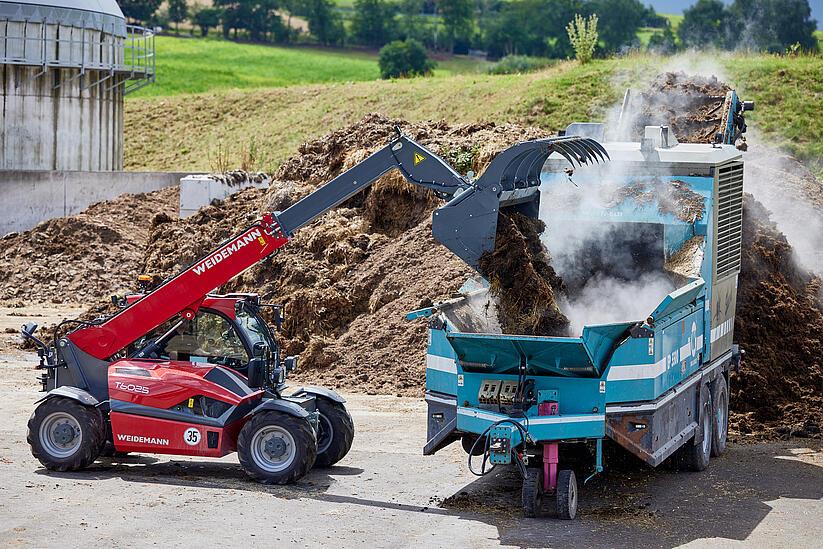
413,152,426,166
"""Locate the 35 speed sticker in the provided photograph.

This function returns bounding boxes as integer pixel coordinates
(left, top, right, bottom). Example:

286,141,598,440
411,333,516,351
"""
183,427,201,446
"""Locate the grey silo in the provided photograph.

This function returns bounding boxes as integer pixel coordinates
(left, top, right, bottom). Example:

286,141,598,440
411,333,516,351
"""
0,0,154,170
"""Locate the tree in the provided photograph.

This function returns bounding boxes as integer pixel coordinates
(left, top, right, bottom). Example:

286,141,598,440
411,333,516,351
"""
438,0,474,52
482,0,580,59
678,0,730,49
648,24,678,54
566,13,598,63
397,0,435,46
304,0,346,45
120,0,162,25
729,0,817,51
168,0,189,34
587,0,645,53
192,7,223,37
351,0,398,47
378,39,436,78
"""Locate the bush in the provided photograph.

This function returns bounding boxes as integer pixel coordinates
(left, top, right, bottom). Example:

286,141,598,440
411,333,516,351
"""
378,39,436,79
487,55,555,75
566,13,598,64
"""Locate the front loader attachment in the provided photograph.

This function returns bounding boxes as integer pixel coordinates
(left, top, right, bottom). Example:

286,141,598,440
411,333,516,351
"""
432,136,609,268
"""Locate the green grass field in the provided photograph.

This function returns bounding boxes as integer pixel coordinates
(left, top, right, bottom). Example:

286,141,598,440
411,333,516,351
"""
132,36,491,97
125,50,822,178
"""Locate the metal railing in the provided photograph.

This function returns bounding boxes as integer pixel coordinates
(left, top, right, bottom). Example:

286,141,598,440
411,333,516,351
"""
0,21,155,94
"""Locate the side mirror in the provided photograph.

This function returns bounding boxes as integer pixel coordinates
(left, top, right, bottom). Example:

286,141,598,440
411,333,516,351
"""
284,355,298,373
247,358,265,388
22,323,38,337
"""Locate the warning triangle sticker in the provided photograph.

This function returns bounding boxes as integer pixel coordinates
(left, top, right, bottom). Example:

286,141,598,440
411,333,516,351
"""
413,152,425,166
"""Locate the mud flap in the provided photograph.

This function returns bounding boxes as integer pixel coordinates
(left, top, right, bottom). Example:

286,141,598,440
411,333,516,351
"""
424,393,458,455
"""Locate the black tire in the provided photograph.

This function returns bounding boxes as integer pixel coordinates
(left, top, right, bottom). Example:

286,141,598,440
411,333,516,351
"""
99,440,130,458
237,411,316,484
556,469,578,520
27,397,104,472
711,375,729,457
522,468,545,518
461,434,484,456
314,397,355,468
683,384,713,472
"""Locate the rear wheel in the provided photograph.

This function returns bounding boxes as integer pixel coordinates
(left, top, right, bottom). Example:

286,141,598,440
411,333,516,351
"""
27,397,104,472
522,468,544,518
314,397,354,468
711,375,729,457
238,411,316,484
683,384,713,472
556,469,578,520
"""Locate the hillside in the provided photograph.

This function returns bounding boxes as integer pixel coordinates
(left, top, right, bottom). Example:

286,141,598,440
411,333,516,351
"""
125,52,822,175
131,36,491,97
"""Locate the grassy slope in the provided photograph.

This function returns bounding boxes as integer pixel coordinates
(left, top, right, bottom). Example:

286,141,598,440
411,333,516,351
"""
725,54,823,172
126,59,637,171
134,36,489,97
125,53,822,176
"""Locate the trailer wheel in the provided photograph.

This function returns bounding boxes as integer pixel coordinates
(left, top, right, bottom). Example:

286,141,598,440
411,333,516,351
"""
238,411,316,484
683,384,713,472
522,468,544,518
314,397,354,468
27,397,104,472
461,434,484,456
711,375,729,457
556,469,578,520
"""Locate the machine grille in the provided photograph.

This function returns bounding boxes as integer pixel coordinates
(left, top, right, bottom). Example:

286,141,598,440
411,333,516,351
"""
715,161,744,279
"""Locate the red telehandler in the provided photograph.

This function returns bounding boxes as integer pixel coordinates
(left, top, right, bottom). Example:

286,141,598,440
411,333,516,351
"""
22,131,606,484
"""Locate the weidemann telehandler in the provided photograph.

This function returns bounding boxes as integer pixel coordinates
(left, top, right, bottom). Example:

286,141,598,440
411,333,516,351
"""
23,131,606,484
414,92,752,519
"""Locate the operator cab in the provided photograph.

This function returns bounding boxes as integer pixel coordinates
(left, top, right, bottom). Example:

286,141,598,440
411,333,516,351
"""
129,294,295,388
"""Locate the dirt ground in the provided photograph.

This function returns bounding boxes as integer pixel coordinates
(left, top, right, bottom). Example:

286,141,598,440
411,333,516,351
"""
0,311,821,549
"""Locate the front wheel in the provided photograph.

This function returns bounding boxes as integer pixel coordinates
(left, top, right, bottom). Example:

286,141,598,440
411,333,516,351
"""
27,397,105,472
238,412,316,484
314,397,354,468
522,468,545,518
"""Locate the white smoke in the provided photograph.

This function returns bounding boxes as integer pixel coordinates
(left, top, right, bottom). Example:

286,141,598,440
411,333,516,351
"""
559,273,675,335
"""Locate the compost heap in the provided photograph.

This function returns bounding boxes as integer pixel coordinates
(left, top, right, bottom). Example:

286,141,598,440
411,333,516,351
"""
620,71,731,143
0,188,179,304
139,114,562,394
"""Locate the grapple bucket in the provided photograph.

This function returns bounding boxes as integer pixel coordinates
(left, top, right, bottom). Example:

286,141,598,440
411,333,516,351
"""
432,136,609,268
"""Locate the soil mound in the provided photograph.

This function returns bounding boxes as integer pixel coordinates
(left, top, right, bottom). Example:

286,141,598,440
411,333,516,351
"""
0,187,179,305
732,196,823,438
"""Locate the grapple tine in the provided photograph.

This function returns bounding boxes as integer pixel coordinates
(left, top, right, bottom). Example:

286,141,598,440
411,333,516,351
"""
563,139,594,165
574,138,605,163
552,141,581,167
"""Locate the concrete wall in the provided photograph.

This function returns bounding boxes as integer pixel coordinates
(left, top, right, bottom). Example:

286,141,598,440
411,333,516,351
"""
0,170,196,235
179,175,270,218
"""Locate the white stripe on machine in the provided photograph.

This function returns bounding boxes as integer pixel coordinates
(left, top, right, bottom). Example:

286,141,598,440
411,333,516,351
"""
606,358,667,381
458,408,604,425
426,354,457,374
710,318,734,343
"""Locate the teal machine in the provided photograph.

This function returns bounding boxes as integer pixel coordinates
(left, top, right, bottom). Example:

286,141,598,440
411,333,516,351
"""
412,99,750,519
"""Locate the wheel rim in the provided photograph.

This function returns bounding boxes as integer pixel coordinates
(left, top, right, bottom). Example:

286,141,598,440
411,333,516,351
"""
716,388,728,443
250,425,296,473
702,405,712,456
317,413,333,455
568,474,578,516
39,412,82,458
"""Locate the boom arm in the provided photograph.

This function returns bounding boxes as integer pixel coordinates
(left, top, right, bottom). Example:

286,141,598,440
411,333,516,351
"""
67,132,607,360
